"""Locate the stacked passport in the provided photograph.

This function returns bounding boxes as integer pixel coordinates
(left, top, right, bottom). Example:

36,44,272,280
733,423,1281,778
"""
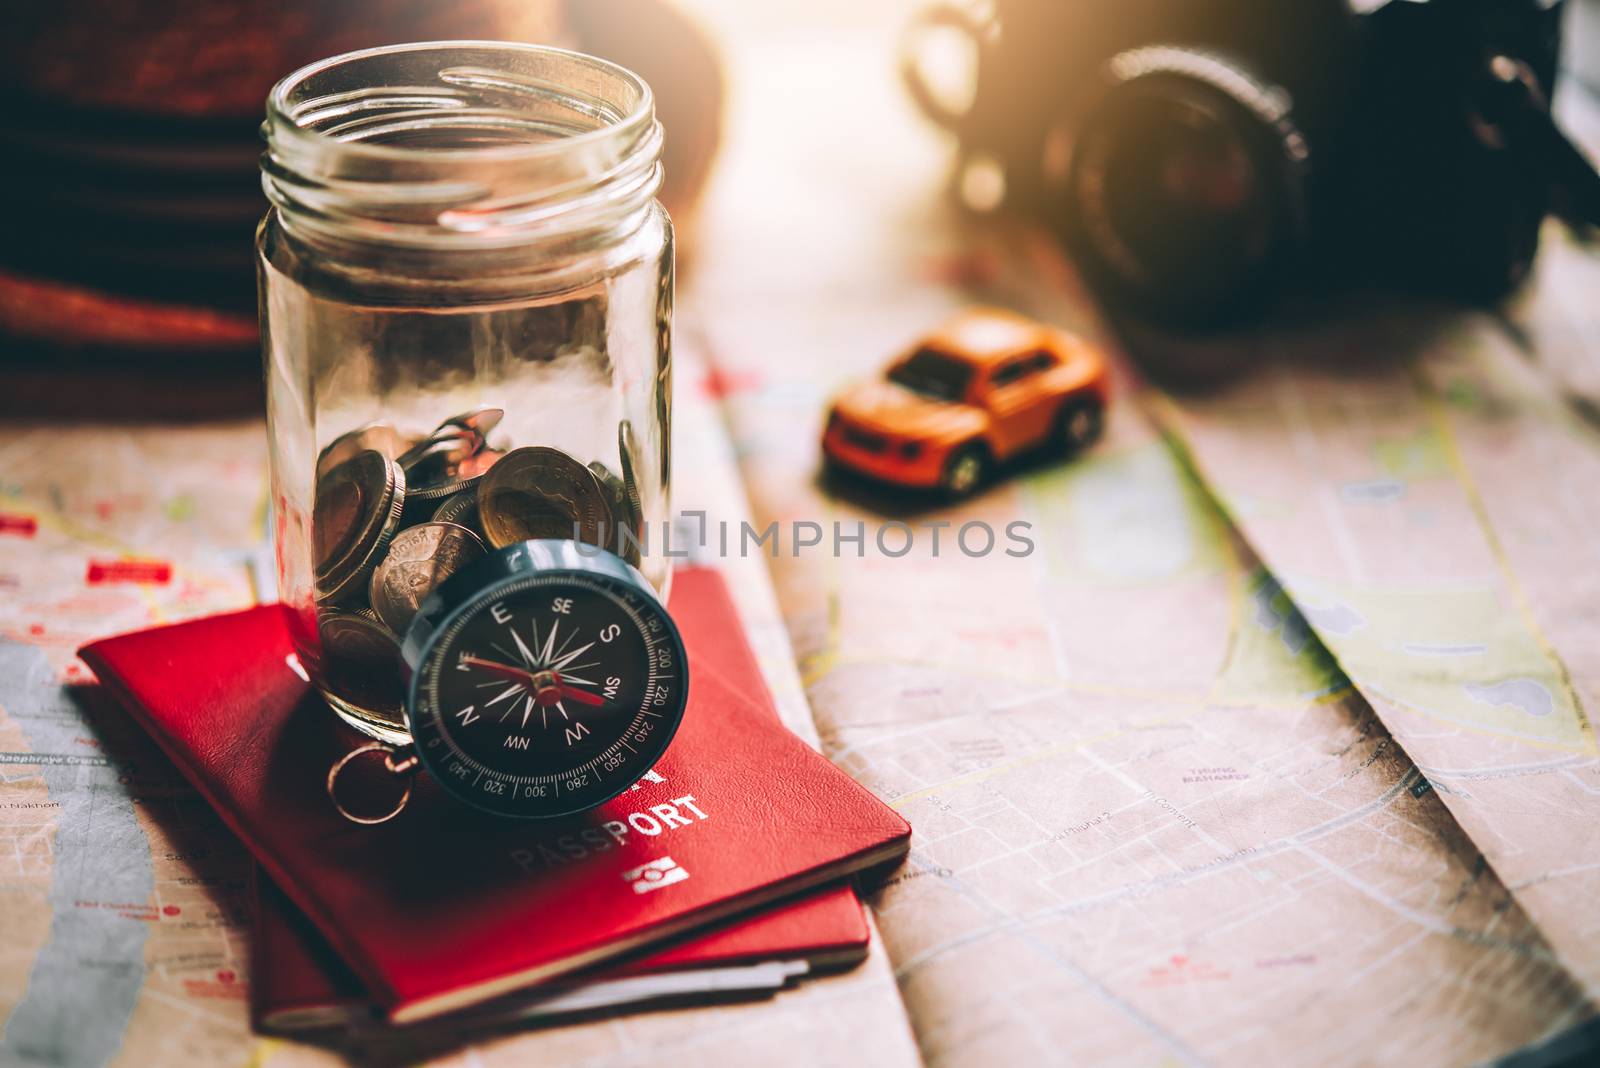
79,569,911,1031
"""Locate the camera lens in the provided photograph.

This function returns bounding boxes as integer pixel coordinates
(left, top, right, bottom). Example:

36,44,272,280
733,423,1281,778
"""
1053,48,1307,323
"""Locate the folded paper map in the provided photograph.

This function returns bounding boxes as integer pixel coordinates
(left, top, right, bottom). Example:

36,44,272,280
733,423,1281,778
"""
2,3,1598,1066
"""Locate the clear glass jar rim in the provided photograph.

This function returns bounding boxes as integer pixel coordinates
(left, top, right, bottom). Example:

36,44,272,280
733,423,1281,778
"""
265,39,655,165
261,40,665,254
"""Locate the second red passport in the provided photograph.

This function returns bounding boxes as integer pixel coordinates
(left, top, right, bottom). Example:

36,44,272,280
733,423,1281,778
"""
80,571,910,1024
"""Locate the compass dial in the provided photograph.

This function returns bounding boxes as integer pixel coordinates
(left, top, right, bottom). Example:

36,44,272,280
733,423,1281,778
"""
403,540,687,818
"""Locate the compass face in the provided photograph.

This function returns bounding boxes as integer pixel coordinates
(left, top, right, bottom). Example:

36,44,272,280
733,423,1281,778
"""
405,544,687,819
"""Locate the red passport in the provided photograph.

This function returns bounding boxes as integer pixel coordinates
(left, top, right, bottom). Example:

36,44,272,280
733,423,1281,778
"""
80,572,909,1023
253,871,866,1031
253,569,872,1030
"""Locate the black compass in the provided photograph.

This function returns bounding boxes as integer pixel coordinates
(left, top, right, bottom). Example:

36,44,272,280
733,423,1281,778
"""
398,540,688,819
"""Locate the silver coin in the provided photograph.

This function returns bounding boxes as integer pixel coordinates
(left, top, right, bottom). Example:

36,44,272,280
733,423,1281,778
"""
397,428,475,475
587,460,641,565
396,407,505,471
439,406,504,444
313,450,406,605
432,490,482,534
617,420,644,533
317,423,406,480
368,522,487,635
405,447,506,504
318,608,406,721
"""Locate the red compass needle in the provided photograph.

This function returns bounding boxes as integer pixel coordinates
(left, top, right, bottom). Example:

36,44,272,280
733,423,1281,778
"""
557,685,605,707
459,656,537,682
461,657,609,709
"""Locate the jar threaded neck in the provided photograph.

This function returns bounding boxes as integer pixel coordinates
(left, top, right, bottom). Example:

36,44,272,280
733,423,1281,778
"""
262,41,663,251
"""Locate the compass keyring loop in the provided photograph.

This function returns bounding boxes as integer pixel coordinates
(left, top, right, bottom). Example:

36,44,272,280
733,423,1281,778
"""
327,742,420,825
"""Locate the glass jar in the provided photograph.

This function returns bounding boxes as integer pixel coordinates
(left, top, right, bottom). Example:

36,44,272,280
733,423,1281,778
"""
259,42,673,746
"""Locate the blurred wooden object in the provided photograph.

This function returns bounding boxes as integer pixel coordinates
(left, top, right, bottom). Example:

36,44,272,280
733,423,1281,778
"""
0,0,724,418
572,0,726,243
0,1,568,117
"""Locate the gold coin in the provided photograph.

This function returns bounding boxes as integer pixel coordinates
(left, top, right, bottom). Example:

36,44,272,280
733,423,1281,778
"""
368,522,486,636
313,450,405,604
317,608,406,722
477,446,611,549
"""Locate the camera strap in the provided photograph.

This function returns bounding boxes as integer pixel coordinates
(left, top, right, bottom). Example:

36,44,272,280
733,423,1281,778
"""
1538,115,1600,227
1478,55,1600,229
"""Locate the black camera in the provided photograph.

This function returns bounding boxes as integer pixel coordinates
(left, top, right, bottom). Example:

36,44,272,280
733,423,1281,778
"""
906,0,1600,323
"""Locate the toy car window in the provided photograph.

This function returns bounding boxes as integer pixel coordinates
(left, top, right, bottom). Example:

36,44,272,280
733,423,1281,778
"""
990,360,1029,386
889,348,973,401
992,351,1053,386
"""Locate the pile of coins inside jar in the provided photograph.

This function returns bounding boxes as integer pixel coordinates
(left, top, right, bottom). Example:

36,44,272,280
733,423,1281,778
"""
311,406,643,725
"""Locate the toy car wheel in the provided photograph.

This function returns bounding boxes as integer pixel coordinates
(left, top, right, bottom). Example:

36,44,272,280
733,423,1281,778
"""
1055,398,1104,453
942,444,988,498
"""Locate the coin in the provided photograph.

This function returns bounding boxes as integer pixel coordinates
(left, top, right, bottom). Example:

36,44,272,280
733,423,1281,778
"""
618,419,645,531
395,407,505,471
588,460,627,514
397,428,475,474
587,460,641,565
313,450,390,572
460,447,506,476
406,446,506,504
313,450,406,604
431,489,481,534
318,608,406,723
317,423,407,480
368,522,487,635
439,406,504,446
477,446,611,549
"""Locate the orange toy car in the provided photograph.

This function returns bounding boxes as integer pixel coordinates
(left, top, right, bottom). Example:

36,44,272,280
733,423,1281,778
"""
822,308,1109,496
